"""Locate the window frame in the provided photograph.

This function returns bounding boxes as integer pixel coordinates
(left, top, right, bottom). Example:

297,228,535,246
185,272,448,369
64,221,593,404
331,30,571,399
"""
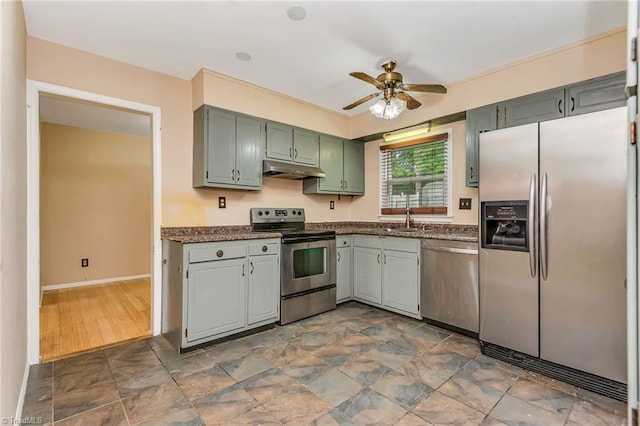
378,128,453,222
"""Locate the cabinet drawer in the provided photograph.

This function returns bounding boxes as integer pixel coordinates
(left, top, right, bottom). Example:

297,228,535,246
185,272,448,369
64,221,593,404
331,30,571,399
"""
354,235,382,249
189,244,246,263
383,237,419,253
249,242,279,256
337,236,352,247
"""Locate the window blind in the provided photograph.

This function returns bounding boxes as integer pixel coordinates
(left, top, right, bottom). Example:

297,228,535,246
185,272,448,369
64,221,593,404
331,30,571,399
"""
380,134,449,215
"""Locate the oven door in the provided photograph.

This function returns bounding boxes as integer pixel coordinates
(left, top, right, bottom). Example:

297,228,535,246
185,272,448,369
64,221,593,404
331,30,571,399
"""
281,238,336,296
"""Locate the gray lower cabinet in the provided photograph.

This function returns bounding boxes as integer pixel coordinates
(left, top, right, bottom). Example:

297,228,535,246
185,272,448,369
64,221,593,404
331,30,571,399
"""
265,122,320,167
303,136,365,195
193,105,264,190
353,236,420,318
336,236,353,303
248,243,279,325
188,258,246,342
466,71,625,187
162,238,280,352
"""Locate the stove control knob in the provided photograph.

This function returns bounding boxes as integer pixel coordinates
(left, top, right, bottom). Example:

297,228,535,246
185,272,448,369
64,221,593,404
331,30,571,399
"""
264,211,269,215
258,211,263,216
298,210,302,215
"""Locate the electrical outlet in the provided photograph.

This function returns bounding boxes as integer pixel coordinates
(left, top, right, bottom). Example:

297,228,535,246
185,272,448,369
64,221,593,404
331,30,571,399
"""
330,201,335,210
459,198,472,210
218,196,226,208
81,258,89,267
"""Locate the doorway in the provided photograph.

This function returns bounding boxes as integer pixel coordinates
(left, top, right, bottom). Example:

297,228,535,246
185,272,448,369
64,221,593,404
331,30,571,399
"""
26,81,162,364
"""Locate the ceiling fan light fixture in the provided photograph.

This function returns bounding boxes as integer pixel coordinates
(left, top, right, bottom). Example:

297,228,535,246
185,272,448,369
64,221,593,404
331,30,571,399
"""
287,6,307,21
369,96,406,120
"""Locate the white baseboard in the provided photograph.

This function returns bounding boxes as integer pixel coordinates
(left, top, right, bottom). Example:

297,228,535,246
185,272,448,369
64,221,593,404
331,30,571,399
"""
15,362,29,421
42,274,151,292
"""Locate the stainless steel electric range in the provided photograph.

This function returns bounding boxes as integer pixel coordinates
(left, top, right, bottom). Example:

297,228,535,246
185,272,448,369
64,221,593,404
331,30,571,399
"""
250,208,336,324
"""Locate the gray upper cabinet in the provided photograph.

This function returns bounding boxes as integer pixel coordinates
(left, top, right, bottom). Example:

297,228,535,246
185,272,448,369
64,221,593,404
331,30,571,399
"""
465,72,625,187
465,105,497,187
567,72,626,116
303,136,365,195
293,128,319,165
343,140,365,194
265,121,294,161
499,89,565,128
265,123,320,166
193,105,263,190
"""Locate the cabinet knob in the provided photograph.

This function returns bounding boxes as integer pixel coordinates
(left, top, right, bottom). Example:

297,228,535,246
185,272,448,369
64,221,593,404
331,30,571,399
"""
216,250,224,257
343,241,347,245
262,245,268,252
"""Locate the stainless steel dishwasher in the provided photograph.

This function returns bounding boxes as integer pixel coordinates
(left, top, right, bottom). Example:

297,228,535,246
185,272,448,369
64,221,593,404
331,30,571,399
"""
420,239,479,335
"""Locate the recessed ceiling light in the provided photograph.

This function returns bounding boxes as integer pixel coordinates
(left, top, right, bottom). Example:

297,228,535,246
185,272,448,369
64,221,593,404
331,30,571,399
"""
235,52,252,62
287,6,307,21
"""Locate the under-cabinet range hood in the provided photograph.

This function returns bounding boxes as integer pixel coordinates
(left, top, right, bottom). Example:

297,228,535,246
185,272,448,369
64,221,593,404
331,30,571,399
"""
262,160,326,179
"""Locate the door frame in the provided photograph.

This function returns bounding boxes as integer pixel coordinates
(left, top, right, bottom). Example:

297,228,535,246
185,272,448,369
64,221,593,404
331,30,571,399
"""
26,80,162,364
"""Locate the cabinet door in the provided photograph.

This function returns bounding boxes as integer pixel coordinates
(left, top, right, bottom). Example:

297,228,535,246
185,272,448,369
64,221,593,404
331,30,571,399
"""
207,108,236,185
382,249,419,316
248,255,279,325
353,247,382,305
293,128,319,165
466,105,497,187
266,121,293,161
336,246,352,303
187,259,246,342
501,89,565,128
343,140,365,195
567,72,626,116
317,135,344,192
236,115,263,188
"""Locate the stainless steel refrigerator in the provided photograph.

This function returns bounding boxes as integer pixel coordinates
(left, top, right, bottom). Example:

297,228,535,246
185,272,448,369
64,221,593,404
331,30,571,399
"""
478,107,627,397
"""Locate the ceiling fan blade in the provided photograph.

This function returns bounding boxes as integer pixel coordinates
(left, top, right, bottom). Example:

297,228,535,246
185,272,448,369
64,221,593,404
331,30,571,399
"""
343,92,380,110
397,92,422,110
350,72,384,89
401,84,447,94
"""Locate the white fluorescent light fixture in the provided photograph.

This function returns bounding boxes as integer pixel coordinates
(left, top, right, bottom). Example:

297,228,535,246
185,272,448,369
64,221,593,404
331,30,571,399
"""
383,123,433,143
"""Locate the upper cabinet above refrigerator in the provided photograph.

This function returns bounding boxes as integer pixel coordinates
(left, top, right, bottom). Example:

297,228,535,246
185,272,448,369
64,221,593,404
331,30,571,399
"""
466,71,626,187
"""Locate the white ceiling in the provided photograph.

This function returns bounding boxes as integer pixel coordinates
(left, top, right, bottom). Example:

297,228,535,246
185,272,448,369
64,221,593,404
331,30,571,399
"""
23,1,627,116
40,95,151,137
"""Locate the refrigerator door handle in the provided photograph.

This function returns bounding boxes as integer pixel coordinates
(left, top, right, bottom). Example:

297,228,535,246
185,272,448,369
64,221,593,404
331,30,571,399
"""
540,172,549,280
528,173,537,278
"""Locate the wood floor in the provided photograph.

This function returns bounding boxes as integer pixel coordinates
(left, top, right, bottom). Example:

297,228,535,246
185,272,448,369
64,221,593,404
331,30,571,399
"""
40,278,151,362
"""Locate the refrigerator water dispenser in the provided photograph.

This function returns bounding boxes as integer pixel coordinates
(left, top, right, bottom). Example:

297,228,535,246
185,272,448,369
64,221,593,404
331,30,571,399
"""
481,201,528,251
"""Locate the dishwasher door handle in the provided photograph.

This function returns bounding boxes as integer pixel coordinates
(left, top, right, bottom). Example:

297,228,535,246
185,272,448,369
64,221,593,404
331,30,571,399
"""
424,247,478,255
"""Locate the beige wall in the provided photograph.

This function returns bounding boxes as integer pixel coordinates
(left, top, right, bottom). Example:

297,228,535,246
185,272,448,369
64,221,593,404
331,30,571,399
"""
27,28,626,228
1,0,28,418
40,124,152,286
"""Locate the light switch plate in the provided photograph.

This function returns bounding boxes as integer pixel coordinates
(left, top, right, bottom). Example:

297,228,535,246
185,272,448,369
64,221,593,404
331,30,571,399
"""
459,198,472,210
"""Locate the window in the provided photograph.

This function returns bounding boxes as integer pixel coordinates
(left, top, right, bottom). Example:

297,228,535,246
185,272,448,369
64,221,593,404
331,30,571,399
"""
380,131,451,216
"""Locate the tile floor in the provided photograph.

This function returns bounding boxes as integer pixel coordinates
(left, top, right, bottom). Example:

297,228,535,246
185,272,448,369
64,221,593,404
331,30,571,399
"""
23,302,627,425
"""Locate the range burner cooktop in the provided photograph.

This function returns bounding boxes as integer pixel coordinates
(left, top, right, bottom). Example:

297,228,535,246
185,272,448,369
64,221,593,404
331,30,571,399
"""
250,208,335,241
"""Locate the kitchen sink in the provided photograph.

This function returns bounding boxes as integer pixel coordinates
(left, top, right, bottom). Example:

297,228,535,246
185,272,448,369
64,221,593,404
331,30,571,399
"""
385,228,420,232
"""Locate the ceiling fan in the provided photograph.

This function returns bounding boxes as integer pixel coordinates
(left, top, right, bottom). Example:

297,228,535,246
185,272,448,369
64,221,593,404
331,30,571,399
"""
343,60,447,119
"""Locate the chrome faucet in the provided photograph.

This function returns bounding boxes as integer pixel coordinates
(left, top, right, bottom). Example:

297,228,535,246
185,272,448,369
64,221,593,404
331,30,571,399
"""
405,194,411,228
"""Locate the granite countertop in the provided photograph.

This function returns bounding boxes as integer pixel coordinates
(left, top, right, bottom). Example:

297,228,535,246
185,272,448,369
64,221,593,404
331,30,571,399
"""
162,222,478,243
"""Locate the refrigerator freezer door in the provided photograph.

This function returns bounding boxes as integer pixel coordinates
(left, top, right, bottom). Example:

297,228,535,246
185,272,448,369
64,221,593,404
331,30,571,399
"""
539,107,627,383
479,124,539,357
